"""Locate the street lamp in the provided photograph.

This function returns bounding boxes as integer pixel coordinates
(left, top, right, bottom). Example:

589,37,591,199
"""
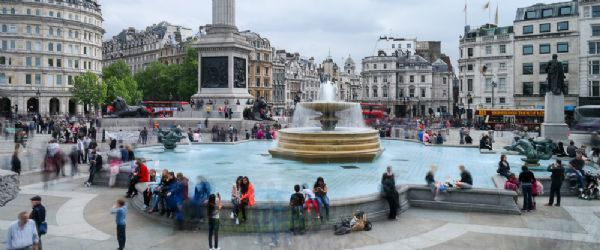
467,92,472,128
35,88,41,114
491,74,498,108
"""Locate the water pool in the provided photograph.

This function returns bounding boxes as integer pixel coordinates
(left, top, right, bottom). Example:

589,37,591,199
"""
135,140,561,201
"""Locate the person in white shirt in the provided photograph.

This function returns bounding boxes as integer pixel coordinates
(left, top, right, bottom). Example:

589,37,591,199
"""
302,184,320,219
5,211,39,250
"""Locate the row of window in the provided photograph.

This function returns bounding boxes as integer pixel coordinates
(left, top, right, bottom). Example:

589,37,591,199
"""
524,6,572,20
522,61,569,75
522,21,569,35
589,81,600,97
1,3,102,26
1,23,101,44
0,72,75,86
459,78,507,92
522,81,568,95
522,42,569,55
1,39,99,58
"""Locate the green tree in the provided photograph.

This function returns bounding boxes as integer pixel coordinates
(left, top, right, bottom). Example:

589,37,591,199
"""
102,59,132,80
135,62,169,101
178,47,199,100
105,76,143,105
71,72,106,113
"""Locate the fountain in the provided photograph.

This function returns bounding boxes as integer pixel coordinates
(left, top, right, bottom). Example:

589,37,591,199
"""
269,81,382,162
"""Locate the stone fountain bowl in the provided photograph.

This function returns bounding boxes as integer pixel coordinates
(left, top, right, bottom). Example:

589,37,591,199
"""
300,101,357,113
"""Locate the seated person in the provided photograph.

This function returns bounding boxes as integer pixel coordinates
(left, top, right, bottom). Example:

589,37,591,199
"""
497,154,512,179
436,133,444,144
504,173,520,192
479,135,492,150
455,165,473,189
554,141,567,157
465,134,473,144
193,132,201,142
566,141,578,158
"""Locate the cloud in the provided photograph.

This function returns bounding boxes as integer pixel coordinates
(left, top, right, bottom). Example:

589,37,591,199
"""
101,0,558,71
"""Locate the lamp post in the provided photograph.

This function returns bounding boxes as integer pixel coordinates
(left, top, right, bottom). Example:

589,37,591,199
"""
467,92,472,128
35,88,41,115
387,82,391,116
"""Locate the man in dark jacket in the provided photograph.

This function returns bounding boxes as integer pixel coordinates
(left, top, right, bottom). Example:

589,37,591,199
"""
30,196,46,250
546,159,565,207
85,151,103,187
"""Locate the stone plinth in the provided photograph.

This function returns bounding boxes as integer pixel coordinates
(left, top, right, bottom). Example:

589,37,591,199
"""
541,92,569,141
0,169,20,207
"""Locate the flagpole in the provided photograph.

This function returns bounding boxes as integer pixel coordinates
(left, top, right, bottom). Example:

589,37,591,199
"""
464,0,467,26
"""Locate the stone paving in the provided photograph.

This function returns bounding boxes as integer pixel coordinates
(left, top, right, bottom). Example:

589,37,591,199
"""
1,173,600,250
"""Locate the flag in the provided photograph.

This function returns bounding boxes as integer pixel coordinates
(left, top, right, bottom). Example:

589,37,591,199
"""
495,3,499,24
483,0,490,9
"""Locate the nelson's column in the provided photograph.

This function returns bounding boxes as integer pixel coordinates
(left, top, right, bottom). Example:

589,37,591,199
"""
192,0,253,118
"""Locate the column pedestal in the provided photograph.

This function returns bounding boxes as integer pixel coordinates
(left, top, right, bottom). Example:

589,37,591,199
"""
541,92,568,141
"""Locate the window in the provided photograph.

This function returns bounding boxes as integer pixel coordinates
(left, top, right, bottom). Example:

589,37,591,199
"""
373,76,378,83
48,43,54,51
523,63,534,75
562,61,569,73
1,25,6,33
35,9,40,16
0,56,4,65
557,21,569,31
56,75,62,85
498,78,506,90
383,64,387,69
382,86,388,98
539,44,550,54
593,25,600,36
540,62,548,74
35,57,41,67
499,97,506,104
589,60,600,75
0,73,5,84
467,79,473,91
26,25,31,34
48,58,53,67
467,64,473,71
499,45,506,54
589,41,600,54
467,48,473,57
443,77,447,85
523,82,534,96
540,81,548,94
499,62,506,70
523,45,533,55
26,57,32,66
68,75,73,85
590,81,600,97
593,5,600,17
49,11,54,17
35,74,41,84
539,23,551,33
525,10,537,20
26,74,32,84
485,46,492,55
74,60,79,69
56,43,62,52
420,75,425,82
35,26,40,34
485,98,492,104
559,6,572,16
557,42,569,53
409,75,414,83
49,27,54,36
27,9,31,15
373,64,377,69
420,88,426,98
409,87,415,97
542,8,553,18
373,86,378,98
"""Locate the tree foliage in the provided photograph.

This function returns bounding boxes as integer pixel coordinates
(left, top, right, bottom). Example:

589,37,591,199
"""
102,59,142,105
102,59,131,80
135,47,198,101
71,72,107,111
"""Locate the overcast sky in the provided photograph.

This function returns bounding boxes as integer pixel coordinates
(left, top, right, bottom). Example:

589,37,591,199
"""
101,0,560,71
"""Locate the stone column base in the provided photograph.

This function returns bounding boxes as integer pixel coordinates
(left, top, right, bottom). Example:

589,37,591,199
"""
541,122,569,141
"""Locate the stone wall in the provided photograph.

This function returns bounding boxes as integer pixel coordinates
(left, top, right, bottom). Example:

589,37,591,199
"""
0,169,20,207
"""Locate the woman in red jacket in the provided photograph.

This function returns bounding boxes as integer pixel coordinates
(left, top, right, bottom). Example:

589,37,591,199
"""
239,176,255,223
126,159,149,198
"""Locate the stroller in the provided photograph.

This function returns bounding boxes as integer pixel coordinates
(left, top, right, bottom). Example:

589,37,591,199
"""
580,172,600,200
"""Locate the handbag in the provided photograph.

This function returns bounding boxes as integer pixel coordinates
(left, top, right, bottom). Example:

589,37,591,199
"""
39,222,48,235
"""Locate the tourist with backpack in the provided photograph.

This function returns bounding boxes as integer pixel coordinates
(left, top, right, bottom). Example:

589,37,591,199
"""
289,184,305,235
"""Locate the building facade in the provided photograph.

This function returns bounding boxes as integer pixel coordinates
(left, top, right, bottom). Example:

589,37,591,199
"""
240,31,273,103
578,0,600,105
0,0,104,116
458,24,515,116
272,48,286,115
513,1,579,108
102,21,193,74
339,55,362,102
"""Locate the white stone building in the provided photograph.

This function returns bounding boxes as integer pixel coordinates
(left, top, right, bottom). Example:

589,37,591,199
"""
375,36,416,57
513,1,579,109
0,0,104,116
578,0,600,105
458,24,515,115
102,22,193,74
339,56,362,102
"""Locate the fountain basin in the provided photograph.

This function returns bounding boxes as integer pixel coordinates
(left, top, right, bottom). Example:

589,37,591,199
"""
269,127,383,162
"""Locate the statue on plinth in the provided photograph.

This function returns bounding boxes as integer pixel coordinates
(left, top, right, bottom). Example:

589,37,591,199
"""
544,54,566,95
504,138,556,166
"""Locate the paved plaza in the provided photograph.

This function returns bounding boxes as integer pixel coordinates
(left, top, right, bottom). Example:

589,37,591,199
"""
1,165,600,250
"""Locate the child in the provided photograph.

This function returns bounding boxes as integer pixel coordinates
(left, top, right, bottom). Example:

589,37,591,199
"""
302,184,319,219
290,184,305,234
207,193,222,250
110,199,128,250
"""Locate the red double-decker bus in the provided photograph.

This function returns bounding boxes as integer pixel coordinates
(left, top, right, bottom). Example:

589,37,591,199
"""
361,103,386,126
142,101,188,117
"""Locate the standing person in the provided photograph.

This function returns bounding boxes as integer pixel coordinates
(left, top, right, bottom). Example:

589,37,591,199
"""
68,146,79,176
519,166,535,212
29,196,46,250
140,127,148,145
230,176,242,225
497,154,512,179
289,184,305,235
193,176,212,223
110,199,128,250
546,159,565,207
85,150,102,187
11,144,21,175
239,176,255,223
76,137,84,164
381,166,399,220
455,165,473,189
313,177,329,221
89,126,97,141
83,136,91,164
207,193,222,250
5,212,39,250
